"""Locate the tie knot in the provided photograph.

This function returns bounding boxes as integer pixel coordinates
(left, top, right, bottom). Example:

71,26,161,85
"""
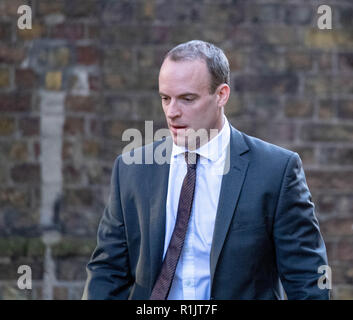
184,152,199,169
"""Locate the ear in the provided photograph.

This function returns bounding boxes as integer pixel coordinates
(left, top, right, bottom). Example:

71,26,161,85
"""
216,84,230,108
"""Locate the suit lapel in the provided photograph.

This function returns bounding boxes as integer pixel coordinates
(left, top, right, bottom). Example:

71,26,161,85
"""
149,137,172,288
210,126,249,287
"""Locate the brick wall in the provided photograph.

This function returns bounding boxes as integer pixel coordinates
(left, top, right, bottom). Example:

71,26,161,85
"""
0,0,352,299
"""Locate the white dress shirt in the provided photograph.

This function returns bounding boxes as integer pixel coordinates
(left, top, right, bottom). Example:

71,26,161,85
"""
163,115,231,300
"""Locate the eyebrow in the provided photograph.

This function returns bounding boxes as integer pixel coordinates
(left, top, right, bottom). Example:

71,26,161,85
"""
159,92,199,98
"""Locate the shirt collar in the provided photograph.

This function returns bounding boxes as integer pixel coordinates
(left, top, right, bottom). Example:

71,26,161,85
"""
171,115,230,163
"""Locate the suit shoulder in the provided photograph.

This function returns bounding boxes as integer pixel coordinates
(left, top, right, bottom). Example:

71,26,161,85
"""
237,131,302,186
241,131,296,163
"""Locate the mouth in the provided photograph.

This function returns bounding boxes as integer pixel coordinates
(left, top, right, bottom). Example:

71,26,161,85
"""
169,124,187,134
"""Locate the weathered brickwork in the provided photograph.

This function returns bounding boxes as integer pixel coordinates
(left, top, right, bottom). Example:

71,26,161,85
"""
0,0,352,299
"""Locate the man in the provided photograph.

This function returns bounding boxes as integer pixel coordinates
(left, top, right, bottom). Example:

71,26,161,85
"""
83,40,330,300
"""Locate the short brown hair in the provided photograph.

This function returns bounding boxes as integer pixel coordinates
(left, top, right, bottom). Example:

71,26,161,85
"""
164,40,230,93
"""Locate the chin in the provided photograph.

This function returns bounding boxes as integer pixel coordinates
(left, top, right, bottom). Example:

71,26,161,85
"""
174,136,187,148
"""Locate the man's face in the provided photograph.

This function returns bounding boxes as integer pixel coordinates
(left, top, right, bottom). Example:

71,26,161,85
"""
159,57,224,149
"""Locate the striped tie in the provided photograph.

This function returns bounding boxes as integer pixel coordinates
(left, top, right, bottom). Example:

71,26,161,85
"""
150,152,199,300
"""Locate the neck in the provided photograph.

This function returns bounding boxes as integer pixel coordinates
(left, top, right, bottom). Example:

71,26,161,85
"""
186,115,225,151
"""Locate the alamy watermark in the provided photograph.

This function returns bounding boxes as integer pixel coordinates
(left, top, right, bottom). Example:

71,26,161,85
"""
317,5,332,30
120,121,231,175
318,264,332,290
17,265,32,290
17,5,32,30
16,4,333,31
15,263,331,292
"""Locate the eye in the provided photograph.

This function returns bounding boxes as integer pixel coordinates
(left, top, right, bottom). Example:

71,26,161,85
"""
161,96,170,102
183,96,195,102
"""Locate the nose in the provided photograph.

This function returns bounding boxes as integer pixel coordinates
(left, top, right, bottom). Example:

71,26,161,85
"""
166,99,181,120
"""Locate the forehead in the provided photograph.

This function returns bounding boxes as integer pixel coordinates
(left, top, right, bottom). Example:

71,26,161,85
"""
159,58,210,94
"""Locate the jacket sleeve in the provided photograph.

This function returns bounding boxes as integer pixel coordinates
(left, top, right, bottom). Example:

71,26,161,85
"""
82,156,133,299
273,152,330,300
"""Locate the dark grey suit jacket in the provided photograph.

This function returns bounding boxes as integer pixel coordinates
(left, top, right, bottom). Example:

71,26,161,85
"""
83,124,329,300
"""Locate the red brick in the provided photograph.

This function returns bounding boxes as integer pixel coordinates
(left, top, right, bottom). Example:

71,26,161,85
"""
19,117,40,136
329,264,346,285
83,140,100,157
56,257,88,281
87,24,100,40
64,188,94,207
17,23,44,41
103,120,144,139
63,0,99,18
284,99,313,118
104,72,136,90
88,74,102,92
238,121,296,144
0,46,25,64
51,23,85,40
337,100,353,119
0,0,31,16
0,22,12,41
285,51,312,70
63,165,82,184
10,142,28,161
77,46,100,65
53,287,68,300
226,26,257,46
136,47,166,69
0,187,30,208
334,286,353,300
313,193,337,213
11,164,40,184
334,76,353,94
317,52,333,70
64,117,85,136
318,99,336,120
306,171,353,191
338,7,353,28
101,1,136,23
85,164,110,185
0,117,15,136
283,5,312,25
15,69,37,89
319,147,353,166
233,74,299,94
0,93,31,112
37,1,64,15
99,140,123,162
62,140,77,161
313,190,353,216
336,241,353,261
89,119,102,136
65,95,97,113
0,68,10,88
338,53,353,72
33,142,40,160
321,218,353,237
103,48,134,70
301,124,353,142
225,50,246,72
136,68,159,90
